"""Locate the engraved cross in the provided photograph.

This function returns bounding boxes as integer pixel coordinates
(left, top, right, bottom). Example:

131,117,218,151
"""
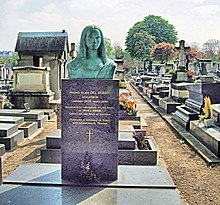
86,129,94,143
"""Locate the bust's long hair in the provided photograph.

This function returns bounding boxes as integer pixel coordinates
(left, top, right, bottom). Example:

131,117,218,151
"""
77,25,107,64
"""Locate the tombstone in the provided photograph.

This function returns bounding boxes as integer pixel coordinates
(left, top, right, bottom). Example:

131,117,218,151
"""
175,40,190,82
62,79,119,183
200,62,208,75
10,66,54,109
114,59,125,81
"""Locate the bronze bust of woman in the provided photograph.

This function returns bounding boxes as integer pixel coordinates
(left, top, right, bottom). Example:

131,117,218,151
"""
67,25,116,79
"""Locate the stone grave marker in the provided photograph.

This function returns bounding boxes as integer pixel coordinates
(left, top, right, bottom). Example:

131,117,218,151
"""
62,79,118,183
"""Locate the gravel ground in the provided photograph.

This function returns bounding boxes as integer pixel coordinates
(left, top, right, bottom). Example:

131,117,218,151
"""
128,83,220,205
2,83,220,205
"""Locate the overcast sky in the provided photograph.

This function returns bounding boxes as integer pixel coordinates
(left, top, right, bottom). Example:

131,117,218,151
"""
1,0,220,51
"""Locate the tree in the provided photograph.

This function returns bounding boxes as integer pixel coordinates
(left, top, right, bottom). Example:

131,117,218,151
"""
188,47,203,62
152,42,175,64
113,42,124,59
126,30,155,63
142,15,178,44
202,39,220,59
125,15,178,61
0,52,19,66
104,38,115,59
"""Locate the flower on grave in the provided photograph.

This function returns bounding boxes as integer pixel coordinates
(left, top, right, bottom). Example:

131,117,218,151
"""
119,93,137,114
3,99,14,109
187,70,195,77
197,96,213,126
133,131,149,150
119,80,127,89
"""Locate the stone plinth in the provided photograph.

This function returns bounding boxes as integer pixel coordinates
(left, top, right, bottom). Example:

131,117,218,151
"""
61,79,119,183
171,82,193,103
190,120,220,157
13,66,51,92
10,91,54,109
186,82,220,112
11,66,54,109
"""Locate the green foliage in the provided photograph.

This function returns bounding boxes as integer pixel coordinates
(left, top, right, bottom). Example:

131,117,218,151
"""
113,42,124,59
143,15,178,44
126,30,155,61
0,52,19,66
152,42,175,64
125,15,178,61
104,38,115,59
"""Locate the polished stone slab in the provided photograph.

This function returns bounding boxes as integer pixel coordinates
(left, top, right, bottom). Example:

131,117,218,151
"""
0,109,44,119
61,79,119,182
5,163,175,188
0,124,18,137
0,130,24,150
190,120,220,156
0,184,183,205
0,116,24,125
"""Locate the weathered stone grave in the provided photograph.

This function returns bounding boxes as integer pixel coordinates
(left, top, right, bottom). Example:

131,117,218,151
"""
0,116,24,125
11,66,54,109
0,123,24,150
0,109,48,128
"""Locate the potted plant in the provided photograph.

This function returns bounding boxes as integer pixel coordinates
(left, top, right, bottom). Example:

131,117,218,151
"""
198,96,214,127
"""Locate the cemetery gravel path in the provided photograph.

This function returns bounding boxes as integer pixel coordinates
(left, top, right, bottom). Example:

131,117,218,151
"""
127,83,220,205
2,85,220,205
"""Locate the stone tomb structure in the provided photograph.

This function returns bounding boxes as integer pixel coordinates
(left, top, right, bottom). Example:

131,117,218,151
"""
10,66,54,109
62,79,119,183
15,31,69,99
173,82,220,130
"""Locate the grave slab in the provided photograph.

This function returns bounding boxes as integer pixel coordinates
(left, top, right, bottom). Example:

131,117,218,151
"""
0,116,24,125
0,109,44,119
190,121,220,156
18,121,38,138
212,104,220,126
46,129,61,149
0,124,18,137
5,163,175,188
0,130,24,150
28,115,48,128
0,184,183,205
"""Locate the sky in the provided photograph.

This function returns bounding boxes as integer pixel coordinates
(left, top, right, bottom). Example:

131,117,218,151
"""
1,0,220,51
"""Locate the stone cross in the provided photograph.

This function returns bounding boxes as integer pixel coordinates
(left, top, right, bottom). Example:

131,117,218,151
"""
175,40,190,71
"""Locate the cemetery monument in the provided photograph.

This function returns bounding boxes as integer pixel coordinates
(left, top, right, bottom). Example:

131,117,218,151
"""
62,25,118,183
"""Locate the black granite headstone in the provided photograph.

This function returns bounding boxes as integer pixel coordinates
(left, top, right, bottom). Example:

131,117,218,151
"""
61,79,119,183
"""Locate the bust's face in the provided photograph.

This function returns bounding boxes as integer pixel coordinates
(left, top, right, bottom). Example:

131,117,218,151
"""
85,29,101,50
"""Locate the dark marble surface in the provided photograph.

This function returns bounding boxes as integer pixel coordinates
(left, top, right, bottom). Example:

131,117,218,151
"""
61,79,119,183
188,83,220,105
5,163,175,187
0,184,183,205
